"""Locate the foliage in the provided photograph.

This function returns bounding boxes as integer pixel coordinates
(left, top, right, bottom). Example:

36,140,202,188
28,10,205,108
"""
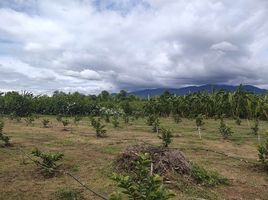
158,127,173,148
42,118,50,128
251,119,259,135
91,118,106,137
219,119,233,139
173,114,181,124
56,115,63,122
147,114,158,126
73,116,82,125
258,136,268,170
25,116,35,126
0,121,10,146
62,119,70,130
110,153,175,200
234,116,241,125
191,163,228,186
123,114,129,124
1,86,268,121
31,148,64,176
112,116,120,128
55,188,84,200
195,114,204,127
152,117,160,133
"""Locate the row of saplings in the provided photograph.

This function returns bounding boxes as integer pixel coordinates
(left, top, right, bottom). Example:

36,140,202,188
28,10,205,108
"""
1,120,268,200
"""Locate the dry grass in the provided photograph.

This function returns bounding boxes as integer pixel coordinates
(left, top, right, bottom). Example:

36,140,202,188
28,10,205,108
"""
0,116,267,200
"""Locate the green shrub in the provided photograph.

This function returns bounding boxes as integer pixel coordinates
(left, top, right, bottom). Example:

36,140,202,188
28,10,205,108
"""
0,121,10,146
123,114,129,124
173,114,181,124
191,164,228,186
56,115,63,122
147,114,157,126
73,116,82,125
91,118,106,137
251,119,259,135
234,116,241,125
42,119,50,128
158,127,173,148
25,116,35,126
62,119,70,130
110,153,175,200
55,188,84,200
195,114,204,139
258,137,268,170
152,118,160,133
219,119,233,139
31,148,64,176
112,116,119,128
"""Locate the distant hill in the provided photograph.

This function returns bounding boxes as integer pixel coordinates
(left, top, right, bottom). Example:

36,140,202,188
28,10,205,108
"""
128,84,267,98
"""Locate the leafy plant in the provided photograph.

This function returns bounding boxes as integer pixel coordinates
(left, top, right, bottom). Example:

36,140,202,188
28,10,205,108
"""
55,188,84,200
219,119,233,139
123,114,129,124
73,116,82,125
195,114,204,139
0,121,10,146
110,153,175,200
258,136,268,170
56,115,63,122
152,117,160,133
234,116,241,125
42,118,50,128
251,119,259,135
173,114,181,124
62,119,70,130
25,116,35,126
91,118,106,137
147,114,157,126
158,127,173,148
112,116,120,128
191,163,228,186
31,148,64,176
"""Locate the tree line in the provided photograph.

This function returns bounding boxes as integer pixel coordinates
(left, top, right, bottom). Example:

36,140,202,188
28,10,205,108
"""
1,85,268,120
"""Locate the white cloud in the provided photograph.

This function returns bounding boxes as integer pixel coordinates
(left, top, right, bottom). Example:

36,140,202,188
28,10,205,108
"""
0,0,268,94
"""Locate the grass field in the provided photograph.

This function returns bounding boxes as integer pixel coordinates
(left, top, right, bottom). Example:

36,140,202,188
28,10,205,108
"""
0,116,268,200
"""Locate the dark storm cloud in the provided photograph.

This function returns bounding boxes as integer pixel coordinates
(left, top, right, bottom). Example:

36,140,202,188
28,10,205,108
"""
0,0,268,94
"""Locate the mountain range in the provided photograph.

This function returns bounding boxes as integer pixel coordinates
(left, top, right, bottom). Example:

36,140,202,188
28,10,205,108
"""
128,84,267,98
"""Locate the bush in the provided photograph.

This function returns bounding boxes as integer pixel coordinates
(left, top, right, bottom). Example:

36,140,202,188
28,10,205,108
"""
152,118,160,133
25,116,35,126
62,119,70,130
42,119,50,128
173,114,181,124
56,115,63,122
123,114,129,124
73,116,82,125
219,119,233,139
110,153,175,200
234,116,241,125
112,116,119,128
147,114,157,126
191,163,228,186
0,121,10,146
258,137,268,170
251,119,259,135
31,148,64,176
158,127,173,148
91,118,106,137
55,188,84,200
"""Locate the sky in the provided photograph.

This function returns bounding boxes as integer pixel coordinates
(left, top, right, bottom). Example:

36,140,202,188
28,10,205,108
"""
0,0,268,94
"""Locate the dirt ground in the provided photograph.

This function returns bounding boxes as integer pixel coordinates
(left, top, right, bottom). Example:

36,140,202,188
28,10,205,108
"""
0,116,267,200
